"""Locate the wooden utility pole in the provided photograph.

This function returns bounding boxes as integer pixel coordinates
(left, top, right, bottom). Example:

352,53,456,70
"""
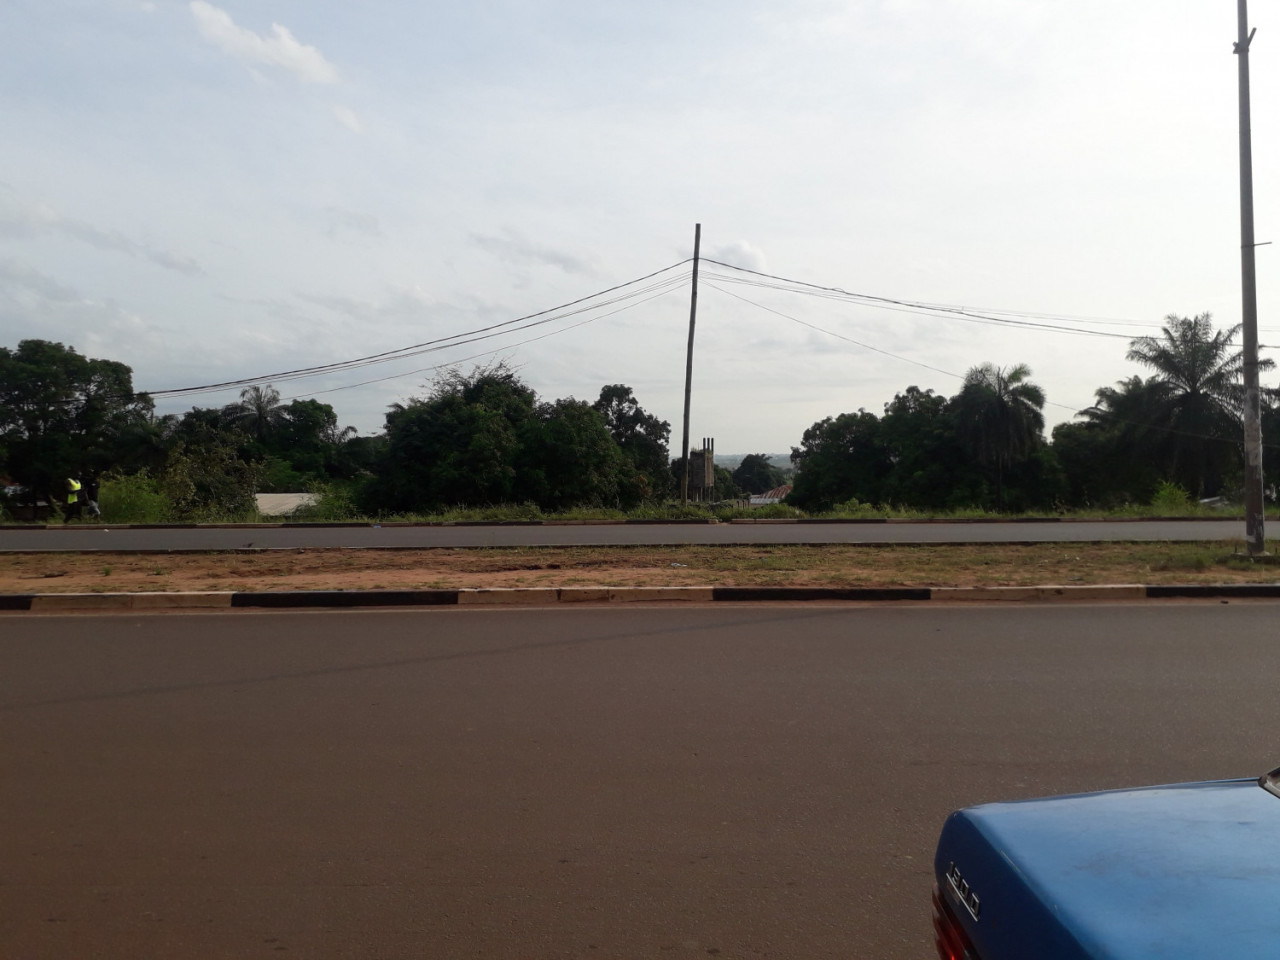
680,224,701,504
1236,1,1265,554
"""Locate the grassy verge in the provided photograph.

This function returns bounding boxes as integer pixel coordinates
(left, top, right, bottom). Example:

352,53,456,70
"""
2,541,1276,595
277,502,1251,525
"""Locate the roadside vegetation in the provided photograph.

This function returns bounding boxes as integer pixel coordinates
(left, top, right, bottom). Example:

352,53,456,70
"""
3,312,1278,526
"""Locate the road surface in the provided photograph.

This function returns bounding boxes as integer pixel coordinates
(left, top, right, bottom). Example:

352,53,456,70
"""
2,603,1274,958
0,518,1251,551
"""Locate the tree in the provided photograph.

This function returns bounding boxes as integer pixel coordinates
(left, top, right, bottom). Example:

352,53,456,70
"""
1053,376,1172,506
732,454,785,495
0,340,151,506
364,364,651,514
519,399,640,509
592,384,672,499
231,384,284,444
1124,313,1270,496
787,410,888,510
268,398,359,485
952,363,1045,510
878,386,984,509
159,435,261,520
369,366,535,512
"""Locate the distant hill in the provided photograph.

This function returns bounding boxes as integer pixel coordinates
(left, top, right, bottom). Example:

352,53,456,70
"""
714,453,793,471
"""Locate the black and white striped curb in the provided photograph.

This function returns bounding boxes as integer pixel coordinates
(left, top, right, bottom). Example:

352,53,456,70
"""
4,583,1280,611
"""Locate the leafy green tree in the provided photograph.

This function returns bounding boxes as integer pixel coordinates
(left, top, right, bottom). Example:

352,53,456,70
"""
177,405,237,439
170,396,361,492
879,386,984,509
109,413,176,477
519,399,640,509
1053,376,1171,506
592,384,672,498
159,435,262,520
267,398,359,484
366,365,649,513
273,399,339,453
732,453,785,495
787,410,888,510
0,339,151,506
996,444,1069,512
952,363,1046,510
364,363,536,512
1124,313,1270,496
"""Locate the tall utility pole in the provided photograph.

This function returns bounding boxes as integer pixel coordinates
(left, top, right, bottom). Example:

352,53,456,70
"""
1236,1,1265,555
680,223,701,504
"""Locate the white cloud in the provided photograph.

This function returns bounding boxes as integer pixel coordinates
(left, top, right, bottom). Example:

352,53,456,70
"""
706,240,767,273
0,259,151,358
333,105,363,133
189,1,339,84
324,207,381,238
296,284,444,323
0,190,202,276
472,232,594,276
0,258,81,302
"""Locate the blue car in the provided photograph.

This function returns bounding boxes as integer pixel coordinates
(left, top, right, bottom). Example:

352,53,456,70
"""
932,766,1280,959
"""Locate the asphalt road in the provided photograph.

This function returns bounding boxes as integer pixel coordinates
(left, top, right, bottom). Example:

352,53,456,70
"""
2,603,1275,958
0,518,1251,551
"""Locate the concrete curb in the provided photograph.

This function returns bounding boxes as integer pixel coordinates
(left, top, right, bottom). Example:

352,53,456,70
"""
930,585,1148,602
29,591,234,611
5,582,1280,612
455,586,716,605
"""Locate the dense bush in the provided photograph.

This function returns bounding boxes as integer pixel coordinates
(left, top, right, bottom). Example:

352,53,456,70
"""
99,471,171,524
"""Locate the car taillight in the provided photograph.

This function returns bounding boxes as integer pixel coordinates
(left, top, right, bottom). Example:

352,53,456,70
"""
932,885,981,960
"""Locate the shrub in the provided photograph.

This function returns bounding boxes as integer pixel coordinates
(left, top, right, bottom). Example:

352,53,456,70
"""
290,482,366,522
99,471,171,523
1149,481,1194,514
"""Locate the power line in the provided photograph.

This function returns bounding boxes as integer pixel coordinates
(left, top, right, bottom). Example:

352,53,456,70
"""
703,281,966,382
283,280,689,402
146,260,693,400
704,278,1280,453
701,261,1147,341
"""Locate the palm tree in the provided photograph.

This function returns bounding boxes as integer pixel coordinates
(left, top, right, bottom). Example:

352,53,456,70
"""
323,423,358,446
232,384,283,444
955,362,1046,510
1124,313,1271,495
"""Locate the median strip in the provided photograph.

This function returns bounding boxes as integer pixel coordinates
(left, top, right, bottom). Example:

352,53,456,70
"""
7,582,1280,612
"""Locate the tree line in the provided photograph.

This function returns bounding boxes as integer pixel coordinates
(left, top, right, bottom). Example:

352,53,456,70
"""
789,314,1272,512
0,344,680,518
0,312,1272,519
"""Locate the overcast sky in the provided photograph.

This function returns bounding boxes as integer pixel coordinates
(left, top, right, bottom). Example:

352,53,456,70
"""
2,0,1277,454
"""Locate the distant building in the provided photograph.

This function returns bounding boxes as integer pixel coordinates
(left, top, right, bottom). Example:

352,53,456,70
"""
749,484,792,507
255,493,319,516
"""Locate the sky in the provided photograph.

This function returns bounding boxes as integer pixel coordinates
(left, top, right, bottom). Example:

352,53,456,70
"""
2,0,1278,454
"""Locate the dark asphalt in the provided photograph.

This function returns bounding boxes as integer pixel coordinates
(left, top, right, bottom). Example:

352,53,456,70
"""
2,604,1276,958
0,518,1252,551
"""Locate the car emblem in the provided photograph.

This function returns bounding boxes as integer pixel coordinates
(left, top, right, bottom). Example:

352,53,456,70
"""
946,862,981,921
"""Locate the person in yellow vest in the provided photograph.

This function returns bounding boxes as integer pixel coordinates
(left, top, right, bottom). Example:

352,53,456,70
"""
65,477,82,523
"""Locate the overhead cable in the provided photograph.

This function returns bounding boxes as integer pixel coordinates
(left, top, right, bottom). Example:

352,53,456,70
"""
147,259,693,399
701,260,1145,341
704,280,1280,452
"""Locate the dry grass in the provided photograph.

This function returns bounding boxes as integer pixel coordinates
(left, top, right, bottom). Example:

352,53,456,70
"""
0,541,1276,594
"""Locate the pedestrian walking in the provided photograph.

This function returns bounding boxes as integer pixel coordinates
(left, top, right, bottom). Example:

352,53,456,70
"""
64,476,82,522
84,477,101,519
